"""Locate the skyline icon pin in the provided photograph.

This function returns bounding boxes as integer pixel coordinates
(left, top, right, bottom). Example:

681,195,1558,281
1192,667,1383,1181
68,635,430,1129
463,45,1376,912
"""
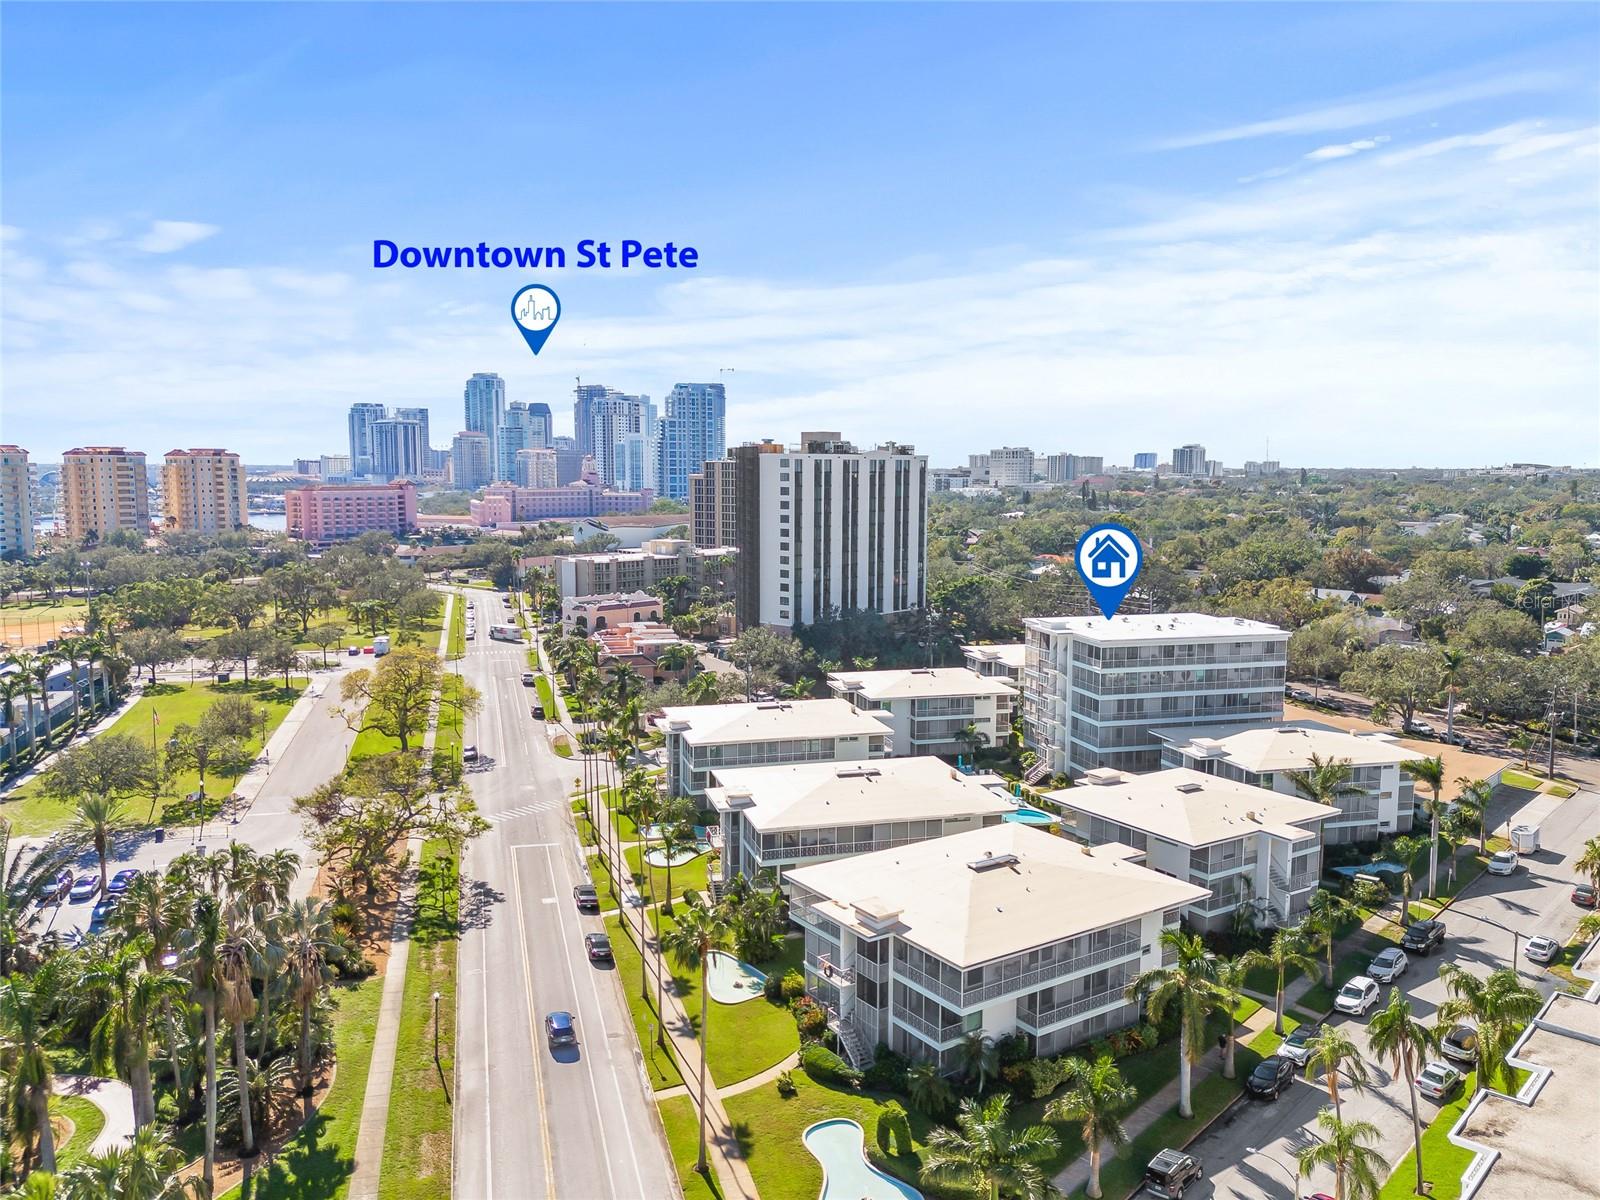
510,284,561,356
1074,522,1143,620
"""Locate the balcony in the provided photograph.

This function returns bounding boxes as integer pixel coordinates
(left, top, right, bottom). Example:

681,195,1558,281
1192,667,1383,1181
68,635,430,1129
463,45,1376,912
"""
1017,988,1130,1031
1269,866,1319,894
896,939,1142,1008
806,953,856,988
893,1009,966,1046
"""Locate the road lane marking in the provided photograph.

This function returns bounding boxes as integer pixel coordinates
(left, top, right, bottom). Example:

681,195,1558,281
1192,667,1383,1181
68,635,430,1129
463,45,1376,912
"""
510,850,558,1200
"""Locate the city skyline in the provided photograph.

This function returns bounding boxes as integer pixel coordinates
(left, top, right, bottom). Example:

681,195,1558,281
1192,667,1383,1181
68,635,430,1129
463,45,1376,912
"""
3,5,1595,467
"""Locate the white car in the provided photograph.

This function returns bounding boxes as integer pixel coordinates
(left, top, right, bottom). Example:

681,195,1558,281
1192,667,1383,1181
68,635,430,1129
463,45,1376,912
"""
1334,975,1380,1016
1524,935,1561,964
1486,851,1519,876
1368,947,1409,983
1416,1060,1462,1101
1405,719,1435,735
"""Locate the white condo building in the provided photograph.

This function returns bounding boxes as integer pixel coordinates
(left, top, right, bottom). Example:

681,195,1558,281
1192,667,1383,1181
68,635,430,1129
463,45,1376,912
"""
1052,767,1335,932
787,825,1208,1068
707,757,1015,887
1159,722,1416,843
659,699,891,800
828,667,1016,758
1022,613,1287,776
963,643,1026,688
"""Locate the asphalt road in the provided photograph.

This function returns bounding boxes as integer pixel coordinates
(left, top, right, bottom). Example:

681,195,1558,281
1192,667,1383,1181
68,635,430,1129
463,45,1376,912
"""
452,591,677,1200
1182,786,1600,1199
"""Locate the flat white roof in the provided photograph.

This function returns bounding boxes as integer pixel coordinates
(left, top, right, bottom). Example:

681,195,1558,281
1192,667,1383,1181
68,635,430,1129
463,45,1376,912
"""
1049,767,1334,847
828,667,1016,701
962,643,1027,668
786,824,1208,967
1162,721,1407,772
1023,612,1286,644
657,698,889,746
706,757,1015,832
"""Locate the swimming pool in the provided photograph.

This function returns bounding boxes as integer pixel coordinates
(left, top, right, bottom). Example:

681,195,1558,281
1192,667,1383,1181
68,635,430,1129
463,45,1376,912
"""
643,841,711,867
802,1118,923,1200
1328,862,1407,878
706,950,767,1004
1002,806,1056,826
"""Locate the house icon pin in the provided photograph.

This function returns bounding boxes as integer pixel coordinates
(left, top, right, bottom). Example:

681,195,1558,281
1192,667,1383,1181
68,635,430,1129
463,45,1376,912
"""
1087,533,1130,581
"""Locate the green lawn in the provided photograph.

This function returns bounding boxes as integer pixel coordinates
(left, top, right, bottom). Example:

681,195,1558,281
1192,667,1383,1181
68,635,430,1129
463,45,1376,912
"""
377,841,457,1200
53,1094,107,1167
535,676,555,714
446,597,466,660
234,975,384,1199
658,1095,725,1200
0,679,304,835
1377,1069,1481,1200
432,674,465,770
603,913,687,1091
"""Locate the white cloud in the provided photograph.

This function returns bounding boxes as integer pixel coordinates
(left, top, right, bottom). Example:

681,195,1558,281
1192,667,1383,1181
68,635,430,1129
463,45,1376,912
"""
1306,135,1390,161
134,220,220,254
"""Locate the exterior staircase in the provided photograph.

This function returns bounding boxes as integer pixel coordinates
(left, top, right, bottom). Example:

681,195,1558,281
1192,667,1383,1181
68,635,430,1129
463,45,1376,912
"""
832,1018,870,1070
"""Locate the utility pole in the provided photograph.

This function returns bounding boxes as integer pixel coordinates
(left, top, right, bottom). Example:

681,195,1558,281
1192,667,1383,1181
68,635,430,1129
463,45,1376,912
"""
1546,688,1559,779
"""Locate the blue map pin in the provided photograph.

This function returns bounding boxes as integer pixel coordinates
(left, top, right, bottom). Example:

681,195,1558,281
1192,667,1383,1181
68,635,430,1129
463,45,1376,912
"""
1075,522,1143,619
510,284,561,356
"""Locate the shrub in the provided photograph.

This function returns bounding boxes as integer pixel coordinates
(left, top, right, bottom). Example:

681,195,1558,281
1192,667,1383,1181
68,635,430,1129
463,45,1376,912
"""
763,971,785,1002
1002,1055,1074,1100
780,969,806,1002
801,1043,862,1088
996,1032,1031,1066
792,996,827,1038
863,1044,910,1093
1089,1037,1115,1062
776,1069,797,1098
875,1100,913,1156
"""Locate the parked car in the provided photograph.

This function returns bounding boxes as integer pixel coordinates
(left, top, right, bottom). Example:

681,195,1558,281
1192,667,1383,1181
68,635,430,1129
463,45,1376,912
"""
1441,1023,1479,1066
40,870,73,904
1486,851,1519,876
1245,1055,1297,1100
1368,947,1409,983
531,704,545,720
1142,1150,1202,1197
88,898,117,933
521,672,536,686
1334,975,1380,1016
462,745,479,763
1524,935,1562,964
1278,1021,1323,1066
106,868,140,895
68,875,100,904
1415,1060,1462,1102
1401,919,1446,956
347,646,360,656
545,1011,577,1049
1404,719,1435,735
1573,883,1598,909
584,933,613,962
573,884,599,911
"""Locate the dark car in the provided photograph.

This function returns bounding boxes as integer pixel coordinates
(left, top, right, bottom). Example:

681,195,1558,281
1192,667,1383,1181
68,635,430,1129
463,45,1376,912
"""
545,1010,577,1049
1401,919,1446,955
573,884,599,911
68,874,100,904
347,645,360,656
584,933,613,962
106,869,140,896
1142,1149,1202,1197
1245,1055,1297,1100
1573,884,1598,909
88,898,117,933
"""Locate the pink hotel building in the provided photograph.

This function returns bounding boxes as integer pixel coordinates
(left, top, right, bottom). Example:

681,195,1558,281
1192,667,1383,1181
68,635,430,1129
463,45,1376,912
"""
285,480,418,546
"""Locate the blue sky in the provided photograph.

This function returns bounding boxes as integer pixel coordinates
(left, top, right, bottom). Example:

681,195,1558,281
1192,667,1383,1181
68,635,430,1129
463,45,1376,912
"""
3,2,1597,467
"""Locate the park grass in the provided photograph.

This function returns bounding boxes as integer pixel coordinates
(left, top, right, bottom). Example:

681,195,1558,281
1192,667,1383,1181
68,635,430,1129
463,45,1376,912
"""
446,597,466,660
1377,1069,1482,1200
432,674,464,769
235,975,384,1200
0,679,303,835
534,675,555,715
657,1095,724,1200
376,840,457,1200
624,842,711,907
53,1094,107,1167
603,913,687,1091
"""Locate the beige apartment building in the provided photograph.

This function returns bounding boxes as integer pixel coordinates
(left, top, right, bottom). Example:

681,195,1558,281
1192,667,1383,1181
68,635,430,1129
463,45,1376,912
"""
61,446,149,543
162,448,247,533
0,446,33,558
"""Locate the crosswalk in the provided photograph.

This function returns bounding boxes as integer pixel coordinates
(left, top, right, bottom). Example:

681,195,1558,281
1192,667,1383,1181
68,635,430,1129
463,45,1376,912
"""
483,795,567,825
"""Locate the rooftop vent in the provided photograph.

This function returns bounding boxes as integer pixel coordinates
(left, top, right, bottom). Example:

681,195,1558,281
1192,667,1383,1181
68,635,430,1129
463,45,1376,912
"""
1174,782,1204,794
968,851,1021,873
754,702,792,711
835,767,882,781
1083,768,1125,787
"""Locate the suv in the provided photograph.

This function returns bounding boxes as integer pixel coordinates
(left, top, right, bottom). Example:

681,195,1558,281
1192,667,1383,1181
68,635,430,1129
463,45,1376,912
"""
1142,1149,1202,1197
573,884,599,911
1368,947,1409,983
1334,975,1380,1017
521,671,536,686
545,1011,577,1049
1401,920,1446,956
1278,1021,1322,1066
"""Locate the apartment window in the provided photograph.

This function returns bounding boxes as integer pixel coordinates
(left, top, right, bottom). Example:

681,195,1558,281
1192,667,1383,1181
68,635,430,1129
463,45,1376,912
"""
780,556,789,565
779,501,790,510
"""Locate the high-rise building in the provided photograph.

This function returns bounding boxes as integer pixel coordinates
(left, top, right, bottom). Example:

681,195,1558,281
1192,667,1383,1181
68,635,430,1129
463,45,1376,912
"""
984,447,1036,486
1133,453,1157,470
61,446,150,543
528,403,554,449
320,454,352,479
450,430,493,491
656,382,727,500
0,446,34,558
1244,460,1280,477
1170,444,1207,475
393,407,432,455
1044,454,1105,483
162,448,247,533
464,373,506,466
347,403,387,476
552,435,584,486
718,432,928,632
293,458,321,477
495,401,538,483
613,432,652,493
515,448,558,489
1021,612,1287,776
370,418,424,480
689,456,739,548
573,384,653,488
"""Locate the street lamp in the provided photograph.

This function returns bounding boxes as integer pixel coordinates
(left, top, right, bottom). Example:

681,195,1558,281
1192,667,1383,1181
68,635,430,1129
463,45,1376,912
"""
1246,1146,1300,1200
432,990,442,1061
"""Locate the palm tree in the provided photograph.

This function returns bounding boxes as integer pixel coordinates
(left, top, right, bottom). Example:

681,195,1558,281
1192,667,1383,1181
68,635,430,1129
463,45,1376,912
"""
1440,647,1467,741
1126,927,1220,1118
74,940,188,1130
1241,926,1316,1036
1211,955,1251,1080
0,819,78,977
1303,1025,1370,1118
905,1060,954,1117
1436,965,1542,1093
2,966,62,1175
656,796,698,915
659,895,732,1175
217,910,263,1157
79,634,111,720
1294,1107,1386,1200
282,899,342,1094
6,650,42,756
59,1122,209,1199
55,635,89,733
655,642,695,682
1286,753,1364,819
1368,988,1436,1198
919,1093,1059,1200
1304,888,1356,988
1454,777,1493,856
72,794,128,894
1402,756,1446,898
1575,835,1600,891
957,1030,1000,1095
28,653,57,752
1391,834,1430,925
684,671,722,704
1508,730,1535,771
1045,1055,1135,1199
178,893,226,1190
0,672,28,765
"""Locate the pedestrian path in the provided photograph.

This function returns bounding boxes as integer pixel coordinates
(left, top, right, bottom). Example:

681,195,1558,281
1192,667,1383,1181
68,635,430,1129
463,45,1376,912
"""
57,1075,134,1155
